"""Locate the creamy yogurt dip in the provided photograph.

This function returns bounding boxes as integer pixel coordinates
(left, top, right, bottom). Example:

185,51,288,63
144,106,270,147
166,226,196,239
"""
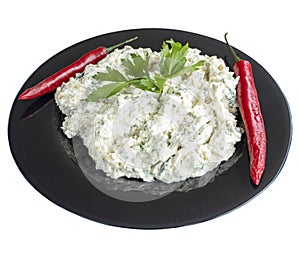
55,45,242,183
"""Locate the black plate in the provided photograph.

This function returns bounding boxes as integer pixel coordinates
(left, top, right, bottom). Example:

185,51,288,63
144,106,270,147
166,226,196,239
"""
8,29,292,229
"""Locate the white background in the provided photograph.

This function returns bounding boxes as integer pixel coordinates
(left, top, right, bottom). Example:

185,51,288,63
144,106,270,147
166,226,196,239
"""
1,0,299,257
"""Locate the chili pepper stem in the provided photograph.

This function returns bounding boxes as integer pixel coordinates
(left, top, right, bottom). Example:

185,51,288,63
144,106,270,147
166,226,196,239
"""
224,33,241,62
106,36,138,53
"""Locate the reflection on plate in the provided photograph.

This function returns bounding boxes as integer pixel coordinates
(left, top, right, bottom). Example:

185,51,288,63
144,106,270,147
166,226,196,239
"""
8,29,292,229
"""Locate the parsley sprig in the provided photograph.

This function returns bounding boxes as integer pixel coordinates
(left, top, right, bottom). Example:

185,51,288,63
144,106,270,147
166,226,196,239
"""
87,39,204,101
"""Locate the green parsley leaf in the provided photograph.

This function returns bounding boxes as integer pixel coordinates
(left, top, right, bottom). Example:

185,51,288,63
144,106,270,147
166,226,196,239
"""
87,82,128,101
168,60,205,78
93,67,126,82
88,39,205,101
160,39,192,78
122,53,150,78
154,75,167,92
137,78,160,92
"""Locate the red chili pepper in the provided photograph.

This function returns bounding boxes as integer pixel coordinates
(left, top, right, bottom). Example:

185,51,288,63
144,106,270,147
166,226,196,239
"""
225,33,266,185
18,37,138,100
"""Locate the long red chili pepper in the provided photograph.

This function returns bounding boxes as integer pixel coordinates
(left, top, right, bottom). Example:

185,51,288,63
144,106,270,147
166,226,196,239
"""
224,33,266,185
18,36,138,100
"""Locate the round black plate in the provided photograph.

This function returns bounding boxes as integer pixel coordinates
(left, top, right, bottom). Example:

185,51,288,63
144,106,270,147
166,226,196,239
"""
8,29,292,229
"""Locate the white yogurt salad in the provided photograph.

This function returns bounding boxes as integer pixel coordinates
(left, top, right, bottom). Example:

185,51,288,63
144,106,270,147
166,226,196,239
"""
55,39,242,184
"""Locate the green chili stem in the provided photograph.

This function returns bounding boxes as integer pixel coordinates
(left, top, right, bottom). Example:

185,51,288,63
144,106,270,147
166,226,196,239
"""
106,36,138,53
224,33,241,62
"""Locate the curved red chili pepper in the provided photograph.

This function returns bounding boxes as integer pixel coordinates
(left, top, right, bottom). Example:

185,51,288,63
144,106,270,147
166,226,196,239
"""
225,33,266,185
18,37,138,100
